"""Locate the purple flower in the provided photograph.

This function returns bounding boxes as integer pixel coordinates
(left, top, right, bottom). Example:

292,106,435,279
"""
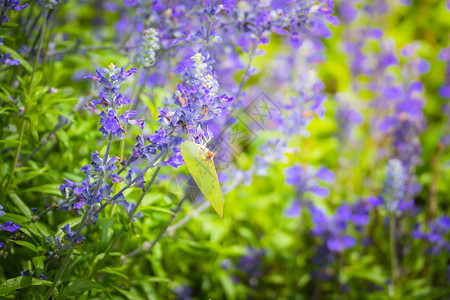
61,224,85,245
316,166,335,183
284,163,302,186
412,216,450,255
285,201,302,218
327,235,356,253
0,221,21,232
117,201,144,221
236,247,266,280
122,0,137,6
0,1,28,26
222,0,236,11
367,195,384,207
0,53,20,65
439,85,450,98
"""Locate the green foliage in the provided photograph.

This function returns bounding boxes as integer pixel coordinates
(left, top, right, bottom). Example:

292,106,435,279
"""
0,0,449,299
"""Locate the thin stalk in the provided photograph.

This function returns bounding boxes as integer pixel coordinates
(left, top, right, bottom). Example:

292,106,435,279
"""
88,227,124,279
45,134,113,299
44,206,91,300
90,153,166,278
125,197,186,271
130,67,151,111
42,8,58,66
201,0,214,56
22,117,68,164
209,39,258,148
2,118,25,198
389,215,398,297
235,39,258,100
28,10,48,94
119,67,143,161
127,152,167,219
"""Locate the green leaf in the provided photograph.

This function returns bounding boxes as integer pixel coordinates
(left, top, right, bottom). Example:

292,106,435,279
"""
218,271,236,300
22,184,61,196
346,267,386,285
111,286,145,300
10,240,38,253
143,206,176,215
8,192,32,216
97,267,129,280
1,22,19,28
147,277,171,283
0,213,53,240
29,116,40,147
57,279,105,300
32,256,46,275
55,130,70,150
0,276,52,296
0,139,20,145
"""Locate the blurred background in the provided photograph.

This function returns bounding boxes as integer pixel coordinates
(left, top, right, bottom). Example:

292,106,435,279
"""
0,0,449,299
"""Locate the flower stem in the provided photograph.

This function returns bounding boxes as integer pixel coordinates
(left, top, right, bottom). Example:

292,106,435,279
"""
127,152,167,219
44,206,91,300
88,227,123,279
389,215,398,297
2,118,25,198
119,67,143,162
28,9,48,94
89,153,166,278
125,196,186,271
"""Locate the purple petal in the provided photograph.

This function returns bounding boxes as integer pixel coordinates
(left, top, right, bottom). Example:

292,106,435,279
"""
316,166,335,183
310,186,330,198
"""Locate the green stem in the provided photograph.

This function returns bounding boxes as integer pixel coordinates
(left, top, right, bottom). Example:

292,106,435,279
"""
45,134,113,298
28,10,48,94
127,152,167,219
389,215,398,297
88,227,124,279
119,67,143,161
44,206,91,300
125,197,186,273
90,153,166,279
2,118,25,198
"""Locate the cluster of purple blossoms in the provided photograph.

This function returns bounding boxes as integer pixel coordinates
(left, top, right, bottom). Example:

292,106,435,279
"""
225,0,338,50
61,223,86,245
172,284,193,300
438,42,450,146
136,28,160,67
59,151,124,211
0,205,21,248
442,103,450,146
20,270,47,280
132,52,233,168
0,0,28,66
269,41,328,138
0,53,19,66
412,216,450,255
342,10,427,200
380,159,415,215
55,64,146,247
335,95,364,140
309,201,371,253
84,63,143,140
439,43,450,99
283,163,335,217
378,79,426,177
222,247,266,289
0,0,28,27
